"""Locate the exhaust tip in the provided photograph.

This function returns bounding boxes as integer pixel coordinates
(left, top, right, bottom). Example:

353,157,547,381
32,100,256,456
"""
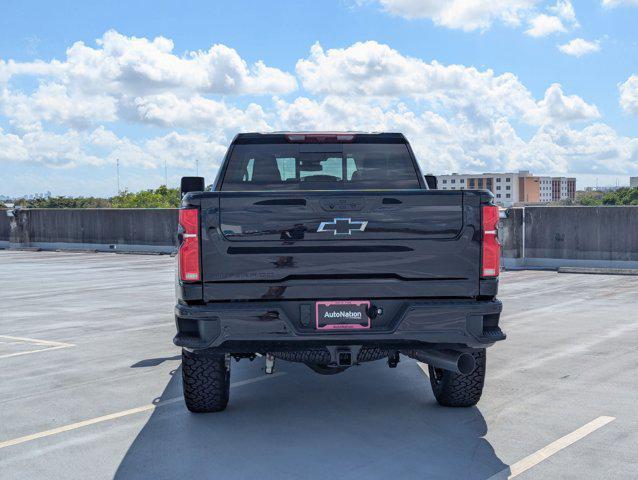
457,353,476,375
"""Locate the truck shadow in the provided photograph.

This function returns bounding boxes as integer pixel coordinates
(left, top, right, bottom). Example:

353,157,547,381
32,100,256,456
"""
130,355,181,368
115,360,507,480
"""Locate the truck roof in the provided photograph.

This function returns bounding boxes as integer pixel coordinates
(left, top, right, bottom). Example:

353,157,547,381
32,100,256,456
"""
232,132,408,144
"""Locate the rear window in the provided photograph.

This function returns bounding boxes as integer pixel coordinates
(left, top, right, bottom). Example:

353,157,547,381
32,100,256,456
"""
220,143,421,190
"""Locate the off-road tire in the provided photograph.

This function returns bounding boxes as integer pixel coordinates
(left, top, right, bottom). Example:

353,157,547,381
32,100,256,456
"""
181,349,230,413
428,349,486,407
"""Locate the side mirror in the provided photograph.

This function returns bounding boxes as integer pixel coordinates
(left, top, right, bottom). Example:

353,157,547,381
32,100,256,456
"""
180,176,205,197
424,175,438,189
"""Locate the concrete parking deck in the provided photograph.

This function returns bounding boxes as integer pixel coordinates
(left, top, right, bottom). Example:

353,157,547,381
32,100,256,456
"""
0,251,637,479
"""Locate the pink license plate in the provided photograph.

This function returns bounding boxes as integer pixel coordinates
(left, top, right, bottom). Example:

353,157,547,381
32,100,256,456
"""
315,300,371,330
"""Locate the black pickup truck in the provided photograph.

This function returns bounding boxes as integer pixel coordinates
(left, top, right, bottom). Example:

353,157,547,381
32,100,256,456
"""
174,132,505,412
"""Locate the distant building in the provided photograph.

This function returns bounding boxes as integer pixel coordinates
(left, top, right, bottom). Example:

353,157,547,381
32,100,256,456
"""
539,176,553,203
631,177,638,188
436,171,575,207
551,177,576,202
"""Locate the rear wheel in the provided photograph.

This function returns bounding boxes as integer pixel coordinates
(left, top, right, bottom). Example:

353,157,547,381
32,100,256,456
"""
428,349,486,407
181,349,230,413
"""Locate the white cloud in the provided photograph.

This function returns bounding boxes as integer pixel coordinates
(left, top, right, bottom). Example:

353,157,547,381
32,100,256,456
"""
558,38,601,57
619,75,638,114
0,30,297,96
602,0,638,7
0,127,29,163
1,90,631,183
0,59,65,85
525,1,579,38
533,123,638,174
274,95,518,173
133,93,270,132
296,41,599,127
146,132,228,169
525,14,566,37
0,128,104,168
272,93,630,176
375,0,538,31
369,0,580,37
0,125,230,171
550,0,577,24
0,34,634,191
93,129,228,171
527,83,600,124
296,41,536,115
1,84,118,130
0,30,296,131
274,95,451,135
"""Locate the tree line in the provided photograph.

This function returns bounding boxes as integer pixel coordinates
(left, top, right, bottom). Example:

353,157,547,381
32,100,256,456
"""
10,186,181,208
574,187,638,206
5,185,637,208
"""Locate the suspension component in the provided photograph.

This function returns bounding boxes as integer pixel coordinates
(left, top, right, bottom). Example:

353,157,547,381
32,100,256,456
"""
265,353,275,374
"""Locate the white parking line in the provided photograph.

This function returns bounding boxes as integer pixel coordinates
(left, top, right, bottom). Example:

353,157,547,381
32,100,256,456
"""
0,371,285,450
487,416,616,479
0,335,75,359
415,363,615,479
0,335,74,347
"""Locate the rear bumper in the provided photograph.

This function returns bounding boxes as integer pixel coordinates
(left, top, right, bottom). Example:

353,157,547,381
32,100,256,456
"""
174,299,505,352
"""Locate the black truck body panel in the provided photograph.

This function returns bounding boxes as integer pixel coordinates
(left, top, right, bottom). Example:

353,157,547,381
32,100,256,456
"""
174,299,503,352
174,132,504,355
196,190,484,302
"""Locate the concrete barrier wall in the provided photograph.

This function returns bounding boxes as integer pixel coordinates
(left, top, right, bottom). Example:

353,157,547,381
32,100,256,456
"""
501,206,638,269
7,208,178,253
524,206,638,261
499,207,522,259
2,206,637,268
26,209,178,245
0,212,10,246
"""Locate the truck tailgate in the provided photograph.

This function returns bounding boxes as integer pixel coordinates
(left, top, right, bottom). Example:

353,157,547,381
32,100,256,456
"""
200,190,482,300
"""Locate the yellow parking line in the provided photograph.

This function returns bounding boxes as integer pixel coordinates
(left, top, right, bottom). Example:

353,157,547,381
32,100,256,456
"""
0,372,285,450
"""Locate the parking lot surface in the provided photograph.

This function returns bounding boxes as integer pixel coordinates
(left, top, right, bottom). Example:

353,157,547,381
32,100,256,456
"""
0,250,637,479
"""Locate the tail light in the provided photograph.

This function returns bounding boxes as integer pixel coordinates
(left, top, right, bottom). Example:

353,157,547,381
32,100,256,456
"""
481,205,500,277
178,208,200,282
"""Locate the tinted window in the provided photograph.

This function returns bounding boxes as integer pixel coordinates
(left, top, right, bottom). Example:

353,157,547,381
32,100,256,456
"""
221,143,420,190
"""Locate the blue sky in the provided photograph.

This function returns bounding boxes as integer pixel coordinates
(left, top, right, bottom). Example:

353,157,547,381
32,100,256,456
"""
1,0,637,197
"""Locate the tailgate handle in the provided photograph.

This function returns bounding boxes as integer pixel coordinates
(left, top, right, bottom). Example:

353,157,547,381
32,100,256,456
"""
254,199,306,206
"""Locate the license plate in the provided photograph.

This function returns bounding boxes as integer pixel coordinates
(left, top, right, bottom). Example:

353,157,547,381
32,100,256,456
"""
315,300,371,330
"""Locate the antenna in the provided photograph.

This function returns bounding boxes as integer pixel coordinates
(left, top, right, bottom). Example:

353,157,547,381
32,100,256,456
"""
196,158,199,176
116,158,120,194
164,159,168,186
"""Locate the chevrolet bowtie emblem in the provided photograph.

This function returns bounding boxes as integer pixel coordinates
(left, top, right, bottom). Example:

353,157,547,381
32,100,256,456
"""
317,218,368,235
